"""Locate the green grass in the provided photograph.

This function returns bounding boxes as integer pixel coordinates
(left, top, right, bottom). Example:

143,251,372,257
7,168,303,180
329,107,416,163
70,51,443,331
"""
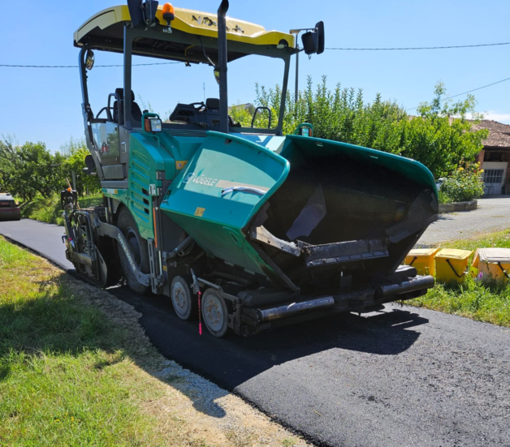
409,229,510,327
0,237,198,446
20,193,103,226
443,229,510,251
0,240,308,446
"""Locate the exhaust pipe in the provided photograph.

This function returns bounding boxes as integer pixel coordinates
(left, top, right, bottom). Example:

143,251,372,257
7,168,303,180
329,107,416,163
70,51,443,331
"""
377,275,434,297
217,0,229,134
257,296,335,322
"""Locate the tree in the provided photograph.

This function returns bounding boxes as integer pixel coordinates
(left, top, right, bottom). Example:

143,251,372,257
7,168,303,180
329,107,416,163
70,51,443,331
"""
0,138,66,202
404,82,488,177
231,78,488,178
63,149,101,195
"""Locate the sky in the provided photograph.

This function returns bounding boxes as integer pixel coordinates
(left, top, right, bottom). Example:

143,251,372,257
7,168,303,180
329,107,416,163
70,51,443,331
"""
0,0,509,152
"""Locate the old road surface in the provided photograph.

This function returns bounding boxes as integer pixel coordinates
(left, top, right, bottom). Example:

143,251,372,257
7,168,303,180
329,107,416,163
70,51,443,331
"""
418,196,510,246
1,219,509,447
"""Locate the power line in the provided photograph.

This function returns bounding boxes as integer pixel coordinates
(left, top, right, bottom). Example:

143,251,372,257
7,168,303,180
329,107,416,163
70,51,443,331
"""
406,75,510,111
447,76,510,99
0,62,181,68
326,42,510,51
2,40,510,69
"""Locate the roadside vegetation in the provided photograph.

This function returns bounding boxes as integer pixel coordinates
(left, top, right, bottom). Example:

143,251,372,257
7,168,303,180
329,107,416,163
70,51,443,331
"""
0,236,305,447
230,78,488,205
231,79,488,179
0,137,102,225
410,230,510,327
0,138,100,202
437,161,485,204
20,192,103,225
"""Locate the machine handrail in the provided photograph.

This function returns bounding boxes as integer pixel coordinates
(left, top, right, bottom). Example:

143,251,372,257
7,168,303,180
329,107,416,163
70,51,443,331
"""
221,186,266,197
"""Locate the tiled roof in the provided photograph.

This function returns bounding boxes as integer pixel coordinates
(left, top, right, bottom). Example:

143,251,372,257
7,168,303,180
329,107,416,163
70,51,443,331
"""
469,120,510,149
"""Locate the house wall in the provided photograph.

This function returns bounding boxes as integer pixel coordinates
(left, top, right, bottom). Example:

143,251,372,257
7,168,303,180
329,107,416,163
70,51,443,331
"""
482,159,510,195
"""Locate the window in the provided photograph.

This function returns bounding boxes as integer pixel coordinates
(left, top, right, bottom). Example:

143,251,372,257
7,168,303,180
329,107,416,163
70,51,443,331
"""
484,169,505,184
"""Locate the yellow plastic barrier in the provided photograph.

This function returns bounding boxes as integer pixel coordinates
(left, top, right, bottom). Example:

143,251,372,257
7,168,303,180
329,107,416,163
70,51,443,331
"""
435,249,473,283
404,248,439,276
472,248,510,283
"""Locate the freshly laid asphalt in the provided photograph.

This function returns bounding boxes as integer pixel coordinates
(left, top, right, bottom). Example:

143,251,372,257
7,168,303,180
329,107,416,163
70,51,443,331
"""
1,218,509,447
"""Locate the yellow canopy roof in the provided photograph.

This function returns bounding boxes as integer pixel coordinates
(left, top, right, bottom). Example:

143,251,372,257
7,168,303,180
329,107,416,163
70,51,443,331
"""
74,5,295,50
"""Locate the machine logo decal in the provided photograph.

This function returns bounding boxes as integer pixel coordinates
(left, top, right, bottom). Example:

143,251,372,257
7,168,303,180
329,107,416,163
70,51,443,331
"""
191,15,217,28
184,173,218,187
194,207,206,217
190,15,243,33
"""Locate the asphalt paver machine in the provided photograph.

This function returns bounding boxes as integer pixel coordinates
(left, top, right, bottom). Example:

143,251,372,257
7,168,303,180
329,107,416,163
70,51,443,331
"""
63,0,437,337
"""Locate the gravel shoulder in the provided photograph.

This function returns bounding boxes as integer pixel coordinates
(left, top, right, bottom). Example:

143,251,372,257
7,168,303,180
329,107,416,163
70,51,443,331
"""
81,278,310,447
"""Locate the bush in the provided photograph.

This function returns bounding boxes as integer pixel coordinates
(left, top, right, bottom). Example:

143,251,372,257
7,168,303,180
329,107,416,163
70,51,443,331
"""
231,78,488,178
21,193,103,225
439,162,484,203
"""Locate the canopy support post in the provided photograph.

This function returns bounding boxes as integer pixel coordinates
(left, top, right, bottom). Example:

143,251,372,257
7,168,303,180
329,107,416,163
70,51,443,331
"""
217,0,229,134
124,25,134,130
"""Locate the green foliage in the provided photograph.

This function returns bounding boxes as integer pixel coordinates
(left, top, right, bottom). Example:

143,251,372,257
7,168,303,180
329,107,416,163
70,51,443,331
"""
439,162,485,203
415,275,510,327
21,193,103,226
0,137,100,203
410,83,488,176
20,195,65,226
232,78,488,178
0,138,67,202
60,138,101,195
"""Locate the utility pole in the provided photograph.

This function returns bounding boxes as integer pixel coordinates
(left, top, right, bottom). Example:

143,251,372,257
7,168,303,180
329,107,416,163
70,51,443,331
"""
289,29,303,102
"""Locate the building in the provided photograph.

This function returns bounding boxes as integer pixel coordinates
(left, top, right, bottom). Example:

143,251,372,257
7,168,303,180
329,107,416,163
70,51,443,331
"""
471,120,510,195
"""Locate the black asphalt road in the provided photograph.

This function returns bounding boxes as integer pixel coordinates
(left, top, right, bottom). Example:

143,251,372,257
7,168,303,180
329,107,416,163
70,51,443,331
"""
1,219,509,447
0,219,73,270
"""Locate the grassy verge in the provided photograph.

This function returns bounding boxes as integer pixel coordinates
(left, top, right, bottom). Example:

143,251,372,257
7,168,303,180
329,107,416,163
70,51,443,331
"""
20,193,103,225
0,237,305,447
409,229,510,327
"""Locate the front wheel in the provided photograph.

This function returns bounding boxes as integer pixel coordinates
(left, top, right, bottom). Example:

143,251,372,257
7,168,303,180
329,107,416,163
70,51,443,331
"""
116,207,150,294
201,288,229,338
171,276,196,320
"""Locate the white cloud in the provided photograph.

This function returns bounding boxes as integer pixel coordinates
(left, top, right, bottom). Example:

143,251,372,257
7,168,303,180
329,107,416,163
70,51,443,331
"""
466,112,510,124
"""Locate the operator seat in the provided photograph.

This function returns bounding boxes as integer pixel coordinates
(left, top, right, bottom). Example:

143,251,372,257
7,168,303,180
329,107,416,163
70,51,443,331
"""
113,88,143,125
169,98,236,127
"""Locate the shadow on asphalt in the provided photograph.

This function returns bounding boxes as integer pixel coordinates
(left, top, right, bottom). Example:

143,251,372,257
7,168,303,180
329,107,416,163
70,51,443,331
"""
0,222,430,425
108,285,428,394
